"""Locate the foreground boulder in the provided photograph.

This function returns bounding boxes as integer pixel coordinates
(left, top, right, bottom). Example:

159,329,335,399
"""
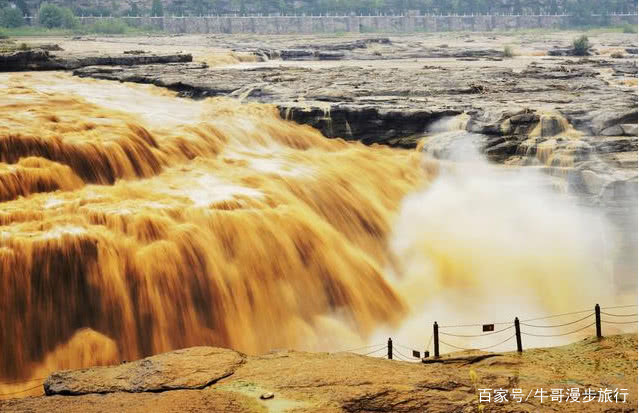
44,347,244,395
2,334,637,412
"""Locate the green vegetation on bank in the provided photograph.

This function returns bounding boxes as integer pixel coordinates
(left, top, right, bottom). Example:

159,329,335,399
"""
572,34,591,55
0,6,22,27
0,2,160,36
82,0,637,17
493,23,638,36
1,0,638,19
622,23,637,33
0,23,160,36
0,0,636,36
503,45,514,57
38,2,74,28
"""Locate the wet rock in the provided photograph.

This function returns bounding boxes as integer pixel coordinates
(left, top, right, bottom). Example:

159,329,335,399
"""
280,104,461,145
601,125,625,136
613,61,638,76
44,347,244,395
315,51,345,60
280,49,314,60
520,64,596,80
547,47,574,56
539,116,566,137
279,49,346,60
0,51,192,72
484,139,522,162
500,111,540,135
38,43,64,51
580,170,612,196
594,137,638,154
621,124,638,136
591,109,638,135
0,50,55,71
311,37,390,51
69,41,636,164
426,48,503,59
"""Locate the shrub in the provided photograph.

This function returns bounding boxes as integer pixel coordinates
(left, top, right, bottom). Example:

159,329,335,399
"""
88,18,128,34
503,45,515,58
622,24,637,34
572,35,590,56
0,7,24,28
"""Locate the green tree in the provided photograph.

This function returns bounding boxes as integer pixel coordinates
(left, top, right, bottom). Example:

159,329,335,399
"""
231,0,246,14
171,0,187,15
460,0,477,14
60,6,76,28
151,0,163,16
566,0,595,25
475,0,488,13
190,0,213,15
38,2,64,28
511,0,522,14
129,3,140,16
14,0,27,15
0,6,24,27
38,2,76,28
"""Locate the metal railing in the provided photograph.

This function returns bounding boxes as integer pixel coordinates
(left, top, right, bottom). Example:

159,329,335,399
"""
1,303,636,399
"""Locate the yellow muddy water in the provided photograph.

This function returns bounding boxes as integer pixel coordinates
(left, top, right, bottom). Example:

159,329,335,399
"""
0,72,631,399
0,72,425,394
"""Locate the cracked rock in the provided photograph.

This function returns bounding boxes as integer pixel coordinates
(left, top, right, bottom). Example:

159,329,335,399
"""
44,347,244,395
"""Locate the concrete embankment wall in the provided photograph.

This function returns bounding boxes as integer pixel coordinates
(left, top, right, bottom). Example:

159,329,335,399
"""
68,14,638,34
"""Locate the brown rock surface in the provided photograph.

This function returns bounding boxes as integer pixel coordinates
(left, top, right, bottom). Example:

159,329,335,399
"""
0,49,192,72
43,347,245,395
2,335,637,412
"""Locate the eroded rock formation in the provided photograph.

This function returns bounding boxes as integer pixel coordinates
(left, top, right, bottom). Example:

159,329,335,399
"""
0,49,192,72
2,335,637,412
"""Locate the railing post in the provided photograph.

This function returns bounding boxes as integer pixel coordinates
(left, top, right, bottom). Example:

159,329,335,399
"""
433,321,440,358
595,303,602,339
514,317,522,352
387,337,393,360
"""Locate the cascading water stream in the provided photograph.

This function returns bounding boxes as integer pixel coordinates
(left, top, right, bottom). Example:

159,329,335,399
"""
0,73,634,398
0,73,425,395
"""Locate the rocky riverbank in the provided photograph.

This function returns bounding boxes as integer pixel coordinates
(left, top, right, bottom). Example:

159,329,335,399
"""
0,32,637,413
0,49,192,71
58,33,637,206
0,39,192,71
1,334,637,412
3,32,634,242
2,31,636,236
